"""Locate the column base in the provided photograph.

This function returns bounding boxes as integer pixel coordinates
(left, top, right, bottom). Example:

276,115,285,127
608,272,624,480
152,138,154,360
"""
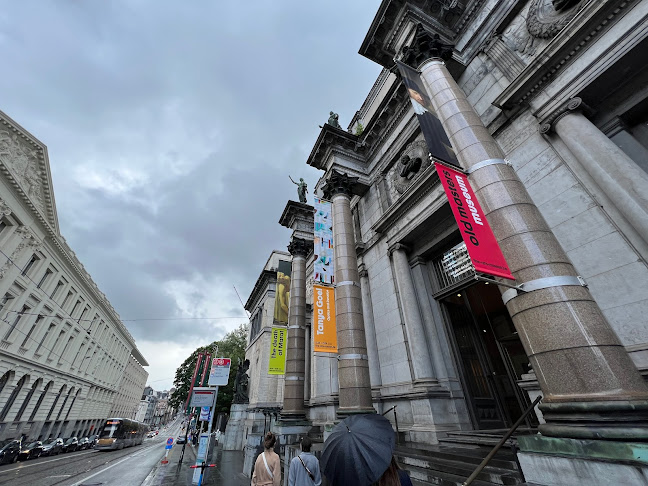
539,399,648,441
518,435,648,485
336,406,377,419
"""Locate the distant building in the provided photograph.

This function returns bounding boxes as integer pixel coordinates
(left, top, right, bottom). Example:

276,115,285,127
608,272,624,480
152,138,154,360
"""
0,109,148,441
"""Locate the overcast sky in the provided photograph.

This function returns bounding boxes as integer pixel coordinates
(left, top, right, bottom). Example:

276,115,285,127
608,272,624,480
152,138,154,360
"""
0,1,381,389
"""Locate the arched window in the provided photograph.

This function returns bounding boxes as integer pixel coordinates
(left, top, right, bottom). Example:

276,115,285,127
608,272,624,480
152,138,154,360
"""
64,388,81,421
15,378,41,421
0,371,11,397
0,374,29,421
55,387,74,421
29,381,53,421
45,385,66,421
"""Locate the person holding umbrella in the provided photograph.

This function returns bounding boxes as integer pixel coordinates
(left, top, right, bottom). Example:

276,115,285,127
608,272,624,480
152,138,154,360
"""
320,414,412,486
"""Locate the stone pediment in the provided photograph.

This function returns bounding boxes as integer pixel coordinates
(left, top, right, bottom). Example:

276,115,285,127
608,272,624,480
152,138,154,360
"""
0,111,59,233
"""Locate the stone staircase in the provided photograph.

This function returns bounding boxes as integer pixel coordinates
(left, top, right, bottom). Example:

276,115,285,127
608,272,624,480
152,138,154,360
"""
394,430,535,486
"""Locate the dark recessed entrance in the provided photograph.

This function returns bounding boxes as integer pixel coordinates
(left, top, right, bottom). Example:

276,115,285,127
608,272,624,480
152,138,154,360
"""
441,282,536,430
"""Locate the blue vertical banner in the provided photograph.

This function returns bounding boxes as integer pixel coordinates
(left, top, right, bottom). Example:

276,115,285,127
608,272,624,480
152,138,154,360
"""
314,196,334,284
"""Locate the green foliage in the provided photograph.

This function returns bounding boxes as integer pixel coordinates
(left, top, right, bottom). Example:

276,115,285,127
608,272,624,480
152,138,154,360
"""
169,323,249,415
355,122,364,136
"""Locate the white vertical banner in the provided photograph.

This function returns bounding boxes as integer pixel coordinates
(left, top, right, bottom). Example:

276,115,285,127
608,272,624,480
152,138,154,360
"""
314,196,334,284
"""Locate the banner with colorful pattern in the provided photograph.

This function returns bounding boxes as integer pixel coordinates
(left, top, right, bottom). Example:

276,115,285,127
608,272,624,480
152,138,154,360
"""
314,196,334,284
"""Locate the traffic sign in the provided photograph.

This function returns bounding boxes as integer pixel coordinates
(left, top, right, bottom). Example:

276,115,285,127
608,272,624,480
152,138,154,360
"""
166,437,174,449
189,387,217,408
208,357,231,386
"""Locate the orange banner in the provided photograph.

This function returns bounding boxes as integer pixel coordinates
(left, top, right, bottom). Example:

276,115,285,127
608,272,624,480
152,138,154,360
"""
313,285,337,352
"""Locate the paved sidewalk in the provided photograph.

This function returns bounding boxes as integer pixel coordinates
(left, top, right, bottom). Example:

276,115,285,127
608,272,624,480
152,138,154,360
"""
143,442,248,486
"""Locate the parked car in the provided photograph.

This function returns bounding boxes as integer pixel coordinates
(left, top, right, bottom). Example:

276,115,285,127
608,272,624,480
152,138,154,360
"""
41,438,64,456
61,437,79,453
146,432,155,438
176,436,186,444
18,441,43,460
87,435,99,448
0,440,20,464
77,438,90,450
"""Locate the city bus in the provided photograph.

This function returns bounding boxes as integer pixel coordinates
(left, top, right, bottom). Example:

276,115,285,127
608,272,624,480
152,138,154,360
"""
95,418,149,451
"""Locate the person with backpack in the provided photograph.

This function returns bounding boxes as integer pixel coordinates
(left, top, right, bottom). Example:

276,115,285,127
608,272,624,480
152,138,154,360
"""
288,437,321,486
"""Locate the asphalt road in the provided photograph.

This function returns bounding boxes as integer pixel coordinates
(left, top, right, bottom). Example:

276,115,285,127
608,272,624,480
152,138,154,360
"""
0,421,183,486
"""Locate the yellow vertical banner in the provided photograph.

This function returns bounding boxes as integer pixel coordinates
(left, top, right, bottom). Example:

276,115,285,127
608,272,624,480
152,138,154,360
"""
313,285,338,352
268,327,287,375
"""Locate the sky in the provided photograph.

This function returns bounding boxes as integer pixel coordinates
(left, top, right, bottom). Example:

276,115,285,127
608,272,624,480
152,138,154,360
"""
0,1,382,390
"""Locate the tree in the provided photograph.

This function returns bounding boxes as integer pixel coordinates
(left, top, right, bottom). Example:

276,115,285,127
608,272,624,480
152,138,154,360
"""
169,323,249,415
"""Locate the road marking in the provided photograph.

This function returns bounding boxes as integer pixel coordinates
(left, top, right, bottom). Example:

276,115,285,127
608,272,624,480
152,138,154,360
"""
0,451,95,474
69,442,165,486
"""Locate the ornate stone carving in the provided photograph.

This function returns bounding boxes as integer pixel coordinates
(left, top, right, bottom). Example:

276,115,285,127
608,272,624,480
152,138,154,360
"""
400,23,454,69
287,237,313,258
539,97,584,134
0,130,46,215
0,226,41,280
388,140,431,196
321,170,359,199
0,196,12,218
527,0,585,39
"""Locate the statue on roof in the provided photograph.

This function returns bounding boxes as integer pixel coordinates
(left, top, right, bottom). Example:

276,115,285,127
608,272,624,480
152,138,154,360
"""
289,176,308,203
327,111,342,129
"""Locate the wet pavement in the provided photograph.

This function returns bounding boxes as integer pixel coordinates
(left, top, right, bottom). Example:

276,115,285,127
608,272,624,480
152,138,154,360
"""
143,441,248,486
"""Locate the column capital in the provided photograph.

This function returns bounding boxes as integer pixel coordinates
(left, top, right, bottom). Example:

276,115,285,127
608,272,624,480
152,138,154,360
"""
399,23,454,70
322,170,359,200
287,238,313,258
358,263,368,279
539,97,590,134
388,242,410,256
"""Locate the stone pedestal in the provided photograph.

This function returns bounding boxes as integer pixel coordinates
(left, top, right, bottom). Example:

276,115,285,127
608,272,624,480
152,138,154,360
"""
221,403,247,451
517,435,648,485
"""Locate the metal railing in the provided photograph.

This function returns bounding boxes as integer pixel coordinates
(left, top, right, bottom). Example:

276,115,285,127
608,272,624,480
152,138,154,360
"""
462,395,542,486
382,405,399,444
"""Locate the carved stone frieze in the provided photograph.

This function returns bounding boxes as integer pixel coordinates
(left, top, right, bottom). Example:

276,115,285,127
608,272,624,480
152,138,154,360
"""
0,226,41,280
527,0,585,39
387,140,430,198
0,196,12,218
0,129,46,215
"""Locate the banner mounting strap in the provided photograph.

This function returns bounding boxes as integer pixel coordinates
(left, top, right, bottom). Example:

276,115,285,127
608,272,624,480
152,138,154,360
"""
337,281,360,288
501,275,587,304
284,376,305,381
337,354,368,361
466,158,511,174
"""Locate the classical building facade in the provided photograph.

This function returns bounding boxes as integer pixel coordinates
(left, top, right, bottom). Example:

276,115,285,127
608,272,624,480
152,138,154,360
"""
0,109,148,441
248,1,648,484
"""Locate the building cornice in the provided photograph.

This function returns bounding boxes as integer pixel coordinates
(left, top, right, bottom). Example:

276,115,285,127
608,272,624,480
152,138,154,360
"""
306,124,369,171
245,269,277,312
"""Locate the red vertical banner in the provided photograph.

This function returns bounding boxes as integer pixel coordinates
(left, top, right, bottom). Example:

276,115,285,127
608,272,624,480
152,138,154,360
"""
435,162,515,280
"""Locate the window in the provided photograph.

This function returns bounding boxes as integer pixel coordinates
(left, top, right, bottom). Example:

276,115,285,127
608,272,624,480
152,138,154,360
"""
0,221,6,236
71,299,82,316
20,314,44,348
61,291,73,308
60,336,74,362
50,280,64,299
78,306,89,323
45,386,66,421
15,378,40,422
0,375,28,421
4,304,30,340
47,330,65,360
35,323,55,355
73,341,87,367
37,269,53,289
29,381,52,421
0,293,14,314
21,254,38,276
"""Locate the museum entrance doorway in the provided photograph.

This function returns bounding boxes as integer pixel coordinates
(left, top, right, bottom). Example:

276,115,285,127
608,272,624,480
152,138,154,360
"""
441,281,536,430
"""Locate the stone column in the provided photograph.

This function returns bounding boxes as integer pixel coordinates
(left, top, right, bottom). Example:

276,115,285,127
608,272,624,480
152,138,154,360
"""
402,31,648,439
358,264,382,388
389,243,437,384
322,171,374,415
410,258,449,383
540,99,648,245
278,201,314,421
282,238,309,418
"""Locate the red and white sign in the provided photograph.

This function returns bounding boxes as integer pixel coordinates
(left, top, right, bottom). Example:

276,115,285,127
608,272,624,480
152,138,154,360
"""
435,162,514,280
208,357,231,386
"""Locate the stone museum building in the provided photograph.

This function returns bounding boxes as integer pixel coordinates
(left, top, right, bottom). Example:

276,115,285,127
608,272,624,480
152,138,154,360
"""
232,0,648,484
0,109,148,442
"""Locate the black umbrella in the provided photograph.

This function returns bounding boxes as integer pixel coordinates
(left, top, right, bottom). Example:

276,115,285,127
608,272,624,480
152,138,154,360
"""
321,414,395,486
